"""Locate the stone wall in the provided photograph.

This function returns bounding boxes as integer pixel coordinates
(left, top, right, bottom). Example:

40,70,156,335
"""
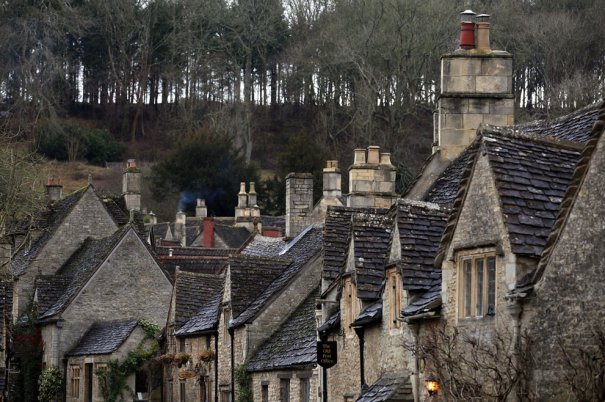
52,229,172,367
522,130,605,399
14,187,118,318
438,52,514,160
166,334,216,402
251,369,319,402
440,154,518,324
286,173,313,238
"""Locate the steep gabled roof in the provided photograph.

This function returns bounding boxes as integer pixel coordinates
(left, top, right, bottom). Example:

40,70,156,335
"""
175,289,224,337
174,271,223,330
215,224,252,249
38,227,129,320
530,101,605,286
247,289,318,372
67,320,138,356
323,206,389,282
351,212,393,300
231,226,323,327
11,186,89,276
482,129,582,258
228,255,291,320
395,200,449,291
35,275,72,314
318,311,340,339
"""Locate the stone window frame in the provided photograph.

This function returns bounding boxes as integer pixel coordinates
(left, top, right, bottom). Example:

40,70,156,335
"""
457,250,497,320
70,365,81,399
261,382,269,402
386,268,402,329
342,276,358,336
279,378,291,402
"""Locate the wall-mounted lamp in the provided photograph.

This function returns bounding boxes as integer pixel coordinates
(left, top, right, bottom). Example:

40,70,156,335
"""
425,374,440,397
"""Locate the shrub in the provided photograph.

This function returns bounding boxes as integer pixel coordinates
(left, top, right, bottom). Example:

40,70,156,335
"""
38,367,64,402
36,119,123,165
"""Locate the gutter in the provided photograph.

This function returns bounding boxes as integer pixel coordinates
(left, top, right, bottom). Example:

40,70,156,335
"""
229,327,235,401
353,326,366,391
214,331,219,402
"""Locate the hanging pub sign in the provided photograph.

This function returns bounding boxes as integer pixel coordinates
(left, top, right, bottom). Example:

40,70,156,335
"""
317,341,337,368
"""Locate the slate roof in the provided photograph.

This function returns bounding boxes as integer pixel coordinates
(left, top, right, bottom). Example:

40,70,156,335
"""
155,246,235,257
215,224,251,249
395,201,449,291
423,144,479,207
481,129,582,257
35,276,72,314
531,101,605,286
241,235,287,256
402,279,442,317
148,222,171,240
67,320,138,356
247,289,318,372
323,206,389,282
517,102,599,143
231,225,323,327
356,372,413,402
175,289,224,336
318,311,340,339
353,299,382,327
352,212,393,300
229,255,292,320
174,271,223,329
11,187,88,276
38,227,130,319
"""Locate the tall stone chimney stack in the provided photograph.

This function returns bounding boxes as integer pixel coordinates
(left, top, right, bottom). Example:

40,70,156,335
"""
347,146,396,208
175,211,186,247
323,160,342,199
436,11,514,160
286,173,313,238
45,178,63,203
122,159,141,211
196,199,207,218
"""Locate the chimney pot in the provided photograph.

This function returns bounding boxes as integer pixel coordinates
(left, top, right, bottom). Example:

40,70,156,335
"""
459,10,476,50
354,149,366,165
168,248,173,257
45,178,63,202
196,199,208,218
248,182,258,207
476,14,491,51
127,159,137,169
380,153,392,166
237,182,248,208
367,146,380,164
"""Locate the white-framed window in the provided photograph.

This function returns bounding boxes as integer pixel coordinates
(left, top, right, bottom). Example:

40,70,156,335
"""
458,253,496,318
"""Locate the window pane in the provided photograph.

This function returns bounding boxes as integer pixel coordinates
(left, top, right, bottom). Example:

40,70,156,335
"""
464,260,472,317
487,257,496,315
476,259,484,316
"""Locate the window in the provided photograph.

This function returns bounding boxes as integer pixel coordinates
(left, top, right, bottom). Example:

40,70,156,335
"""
221,390,230,402
299,378,310,402
179,338,186,353
180,380,186,402
167,380,174,402
70,365,81,398
279,378,290,402
387,269,401,328
458,254,496,318
261,383,269,402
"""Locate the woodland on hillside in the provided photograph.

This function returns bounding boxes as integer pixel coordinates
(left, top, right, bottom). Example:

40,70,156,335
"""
0,0,604,217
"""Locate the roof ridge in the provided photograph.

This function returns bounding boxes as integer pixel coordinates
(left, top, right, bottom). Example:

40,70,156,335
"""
230,254,292,264
395,198,448,211
479,124,585,151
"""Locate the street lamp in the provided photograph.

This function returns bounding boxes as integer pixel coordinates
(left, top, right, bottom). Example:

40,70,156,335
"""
425,374,440,397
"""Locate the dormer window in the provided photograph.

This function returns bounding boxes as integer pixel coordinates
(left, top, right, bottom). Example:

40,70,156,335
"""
458,253,496,318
